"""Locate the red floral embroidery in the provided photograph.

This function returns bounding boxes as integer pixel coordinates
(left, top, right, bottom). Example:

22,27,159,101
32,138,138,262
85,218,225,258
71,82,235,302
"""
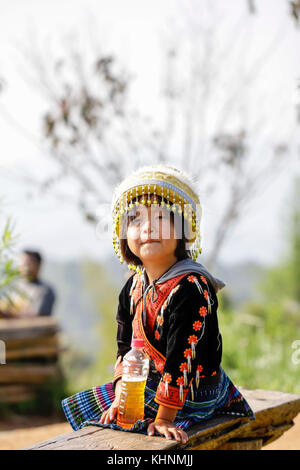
195,364,205,388
187,275,197,283
156,315,164,326
211,371,217,376
176,376,184,386
188,335,198,345
155,330,160,341
199,306,207,317
163,372,172,383
200,275,207,284
162,372,172,398
179,362,188,386
193,320,202,331
203,290,209,300
179,362,188,373
176,376,185,402
184,348,192,359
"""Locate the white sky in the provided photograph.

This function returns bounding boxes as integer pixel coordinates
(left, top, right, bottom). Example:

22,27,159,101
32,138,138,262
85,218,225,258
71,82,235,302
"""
0,0,299,268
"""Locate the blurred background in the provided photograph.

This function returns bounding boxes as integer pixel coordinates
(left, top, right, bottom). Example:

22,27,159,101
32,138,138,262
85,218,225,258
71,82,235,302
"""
0,0,299,446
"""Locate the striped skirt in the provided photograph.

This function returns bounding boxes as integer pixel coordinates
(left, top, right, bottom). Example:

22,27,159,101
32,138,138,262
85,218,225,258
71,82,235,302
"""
62,367,255,435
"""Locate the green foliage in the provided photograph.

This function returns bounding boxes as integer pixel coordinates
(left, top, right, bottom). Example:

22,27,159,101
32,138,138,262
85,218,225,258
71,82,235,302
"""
0,217,20,303
0,372,69,418
60,257,121,392
219,176,300,394
59,343,98,394
219,297,299,393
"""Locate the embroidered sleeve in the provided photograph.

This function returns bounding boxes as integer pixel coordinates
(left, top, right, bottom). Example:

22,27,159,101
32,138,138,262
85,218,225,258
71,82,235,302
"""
154,274,220,410
113,274,135,388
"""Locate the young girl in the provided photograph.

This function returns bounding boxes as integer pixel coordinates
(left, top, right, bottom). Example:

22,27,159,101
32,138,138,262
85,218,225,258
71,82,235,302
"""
62,164,254,443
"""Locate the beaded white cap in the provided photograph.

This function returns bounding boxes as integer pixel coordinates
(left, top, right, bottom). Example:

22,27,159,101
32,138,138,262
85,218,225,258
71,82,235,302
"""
112,164,202,274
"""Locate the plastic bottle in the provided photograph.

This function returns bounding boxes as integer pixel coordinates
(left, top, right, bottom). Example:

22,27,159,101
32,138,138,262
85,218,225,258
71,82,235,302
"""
116,338,149,429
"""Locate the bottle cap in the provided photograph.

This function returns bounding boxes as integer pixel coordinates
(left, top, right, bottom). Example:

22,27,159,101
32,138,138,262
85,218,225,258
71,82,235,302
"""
131,338,145,348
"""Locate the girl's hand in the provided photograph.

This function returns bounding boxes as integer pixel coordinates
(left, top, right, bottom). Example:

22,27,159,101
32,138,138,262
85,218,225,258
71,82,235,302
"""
147,418,188,443
99,398,120,425
99,379,122,425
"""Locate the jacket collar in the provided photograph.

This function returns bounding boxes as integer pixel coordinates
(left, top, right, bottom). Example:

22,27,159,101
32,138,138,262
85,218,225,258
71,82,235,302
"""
141,258,225,293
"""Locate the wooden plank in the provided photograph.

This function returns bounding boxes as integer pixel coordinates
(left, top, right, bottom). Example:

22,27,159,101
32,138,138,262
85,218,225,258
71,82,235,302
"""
187,418,251,450
218,439,263,450
240,388,300,416
5,345,63,361
5,335,59,350
24,416,251,451
25,427,179,451
4,335,61,360
0,385,36,404
259,422,294,447
0,364,60,384
3,332,66,360
24,388,300,450
0,318,59,341
235,387,300,447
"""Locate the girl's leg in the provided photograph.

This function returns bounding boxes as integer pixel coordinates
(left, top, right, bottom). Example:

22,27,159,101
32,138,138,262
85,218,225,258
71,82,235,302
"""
62,382,115,431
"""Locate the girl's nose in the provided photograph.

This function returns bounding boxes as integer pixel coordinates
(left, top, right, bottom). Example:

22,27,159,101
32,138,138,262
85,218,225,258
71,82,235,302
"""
140,217,152,236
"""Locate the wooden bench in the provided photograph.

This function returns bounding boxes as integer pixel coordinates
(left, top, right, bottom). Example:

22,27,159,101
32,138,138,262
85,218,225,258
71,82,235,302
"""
25,388,300,450
0,317,66,406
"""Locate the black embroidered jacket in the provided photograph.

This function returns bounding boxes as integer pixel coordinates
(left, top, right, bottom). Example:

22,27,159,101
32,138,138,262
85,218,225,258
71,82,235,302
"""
113,271,222,410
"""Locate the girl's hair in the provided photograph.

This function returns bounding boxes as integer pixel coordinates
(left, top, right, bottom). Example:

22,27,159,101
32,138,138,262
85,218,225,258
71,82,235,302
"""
119,194,192,267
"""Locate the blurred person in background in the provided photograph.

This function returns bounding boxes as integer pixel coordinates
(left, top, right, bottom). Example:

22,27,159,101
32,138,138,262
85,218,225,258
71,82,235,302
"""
0,249,56,318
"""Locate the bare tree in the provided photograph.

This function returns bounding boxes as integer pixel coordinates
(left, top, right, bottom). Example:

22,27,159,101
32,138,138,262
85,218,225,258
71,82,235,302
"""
247,0,300,25
1,4,296,270
152,6,292,269
9,31,166,219
290,0,300,22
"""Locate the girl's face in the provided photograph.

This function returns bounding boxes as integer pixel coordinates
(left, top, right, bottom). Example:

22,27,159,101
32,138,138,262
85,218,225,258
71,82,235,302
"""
126,196,178,265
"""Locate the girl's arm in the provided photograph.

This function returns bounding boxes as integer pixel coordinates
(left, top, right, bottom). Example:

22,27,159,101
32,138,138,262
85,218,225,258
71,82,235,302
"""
113,275,135,389
101,275,135,424
153,274,220,410
148,274,219,442
156,404,177,422
147,404,188,443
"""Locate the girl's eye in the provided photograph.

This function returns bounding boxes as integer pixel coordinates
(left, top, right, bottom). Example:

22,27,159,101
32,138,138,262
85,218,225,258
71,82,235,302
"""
128,216,140,224
128,213,165,225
